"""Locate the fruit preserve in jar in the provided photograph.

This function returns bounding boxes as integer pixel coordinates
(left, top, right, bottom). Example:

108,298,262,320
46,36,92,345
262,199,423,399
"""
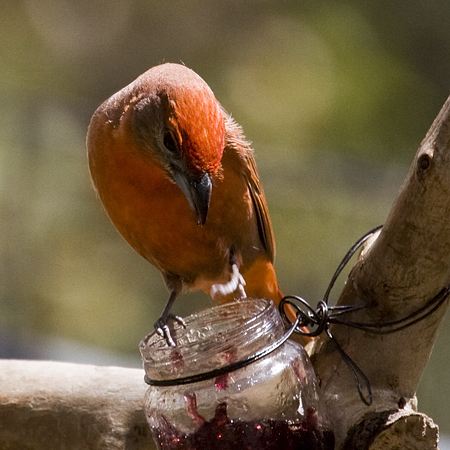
140,298,334,449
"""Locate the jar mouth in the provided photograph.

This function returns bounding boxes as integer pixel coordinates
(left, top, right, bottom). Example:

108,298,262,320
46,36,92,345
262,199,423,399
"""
140,298,285,381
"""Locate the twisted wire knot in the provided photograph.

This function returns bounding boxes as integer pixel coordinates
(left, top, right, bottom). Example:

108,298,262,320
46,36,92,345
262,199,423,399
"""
280,297,329,337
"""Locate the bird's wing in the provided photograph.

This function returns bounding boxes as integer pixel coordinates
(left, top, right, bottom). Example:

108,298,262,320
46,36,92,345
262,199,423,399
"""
222,111,275,262
245,152,276,262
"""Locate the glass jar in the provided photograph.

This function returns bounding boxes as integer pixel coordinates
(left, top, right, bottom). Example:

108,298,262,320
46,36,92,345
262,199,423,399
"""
140,298,334,450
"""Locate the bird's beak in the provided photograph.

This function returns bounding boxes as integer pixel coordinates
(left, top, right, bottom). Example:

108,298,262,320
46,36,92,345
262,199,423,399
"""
173,171,212,225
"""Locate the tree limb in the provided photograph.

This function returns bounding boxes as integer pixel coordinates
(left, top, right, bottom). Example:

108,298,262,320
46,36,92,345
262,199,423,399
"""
2,97,450,449
0,360,154,450
310,95,450,448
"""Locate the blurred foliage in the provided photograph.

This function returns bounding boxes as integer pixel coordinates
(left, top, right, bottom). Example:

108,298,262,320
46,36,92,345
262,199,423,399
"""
1,0,450,434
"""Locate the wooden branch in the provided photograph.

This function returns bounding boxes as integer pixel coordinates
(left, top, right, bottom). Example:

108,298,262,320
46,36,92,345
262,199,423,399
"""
310,95,450,448
2,98,450,449
0,360,155,450
343,409,439,450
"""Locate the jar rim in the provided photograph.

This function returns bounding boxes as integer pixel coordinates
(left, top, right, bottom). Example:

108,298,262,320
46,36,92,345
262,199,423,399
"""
140,298,285,381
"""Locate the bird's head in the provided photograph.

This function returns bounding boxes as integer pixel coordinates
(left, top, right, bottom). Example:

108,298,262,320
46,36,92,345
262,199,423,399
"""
131,63,225,225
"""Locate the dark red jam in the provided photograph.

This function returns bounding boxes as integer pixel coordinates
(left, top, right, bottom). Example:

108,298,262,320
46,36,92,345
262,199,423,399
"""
152,401,334,450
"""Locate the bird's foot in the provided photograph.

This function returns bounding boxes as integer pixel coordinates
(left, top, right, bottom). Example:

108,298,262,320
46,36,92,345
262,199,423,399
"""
210,264,247,300
154,314,186,347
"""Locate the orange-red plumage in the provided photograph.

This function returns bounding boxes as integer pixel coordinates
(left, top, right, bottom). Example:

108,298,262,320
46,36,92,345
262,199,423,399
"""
87,63,288,343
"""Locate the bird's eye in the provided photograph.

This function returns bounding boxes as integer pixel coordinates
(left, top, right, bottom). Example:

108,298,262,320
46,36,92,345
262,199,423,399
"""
163,131,179,153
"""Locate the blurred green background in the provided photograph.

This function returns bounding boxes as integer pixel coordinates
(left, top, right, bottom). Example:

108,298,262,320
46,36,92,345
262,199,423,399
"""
1,0,450,436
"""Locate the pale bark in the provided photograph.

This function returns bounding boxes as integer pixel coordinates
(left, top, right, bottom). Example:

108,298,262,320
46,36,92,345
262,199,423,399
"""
0,360,154,449
309,95,450,448
1,97,450,449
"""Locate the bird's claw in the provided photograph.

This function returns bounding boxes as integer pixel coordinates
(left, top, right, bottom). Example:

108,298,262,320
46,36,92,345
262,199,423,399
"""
156,324,176,347
210,264,247,300
154,314,186,347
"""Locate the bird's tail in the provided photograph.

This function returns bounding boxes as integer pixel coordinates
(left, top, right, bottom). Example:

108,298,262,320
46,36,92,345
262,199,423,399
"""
240,259,312,346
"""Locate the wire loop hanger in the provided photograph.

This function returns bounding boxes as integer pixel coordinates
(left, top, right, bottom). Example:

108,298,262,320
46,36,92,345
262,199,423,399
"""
279,224,450,405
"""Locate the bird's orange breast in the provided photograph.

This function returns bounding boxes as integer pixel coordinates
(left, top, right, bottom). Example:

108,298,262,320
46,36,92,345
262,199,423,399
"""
88,127,263,290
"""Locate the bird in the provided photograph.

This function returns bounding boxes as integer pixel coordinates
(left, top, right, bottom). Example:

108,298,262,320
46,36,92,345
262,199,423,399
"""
87,63,295,346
